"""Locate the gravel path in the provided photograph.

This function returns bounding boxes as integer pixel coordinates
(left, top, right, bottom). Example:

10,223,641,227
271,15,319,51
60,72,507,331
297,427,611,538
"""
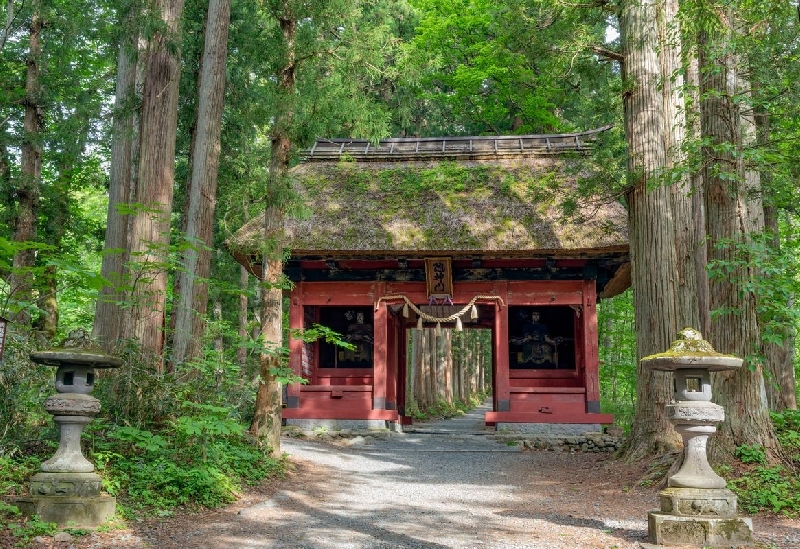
24,402,800,548
199,403,655,549
209,403,796,549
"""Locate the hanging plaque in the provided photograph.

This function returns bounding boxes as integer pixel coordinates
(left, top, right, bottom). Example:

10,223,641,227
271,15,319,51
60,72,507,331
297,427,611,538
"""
425,257,453,299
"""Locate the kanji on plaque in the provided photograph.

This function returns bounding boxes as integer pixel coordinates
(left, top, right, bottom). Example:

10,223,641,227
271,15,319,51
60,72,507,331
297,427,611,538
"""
425,257,453,299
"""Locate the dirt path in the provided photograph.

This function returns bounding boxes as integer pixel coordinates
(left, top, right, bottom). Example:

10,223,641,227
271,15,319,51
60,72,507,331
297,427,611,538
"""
22,408,800,548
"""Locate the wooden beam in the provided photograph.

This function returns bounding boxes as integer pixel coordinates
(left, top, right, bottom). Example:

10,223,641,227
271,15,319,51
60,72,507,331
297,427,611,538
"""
582,280,601,410
287,284,305,408
386,309,398,411
373,282,388,410
285,267,599,284
494,281,510,412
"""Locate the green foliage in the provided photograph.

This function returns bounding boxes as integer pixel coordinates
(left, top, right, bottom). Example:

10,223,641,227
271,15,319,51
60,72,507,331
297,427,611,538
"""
772,410,800,465
0,454,41,497
93,403,284,514
6,515,58,545
734,444,767,465
729,463,800,515
707,234,800,347
400,0,619,135
727,414,800,516
293,323,356,351
0,330,54,450
597,289,636,433
406,391,489,422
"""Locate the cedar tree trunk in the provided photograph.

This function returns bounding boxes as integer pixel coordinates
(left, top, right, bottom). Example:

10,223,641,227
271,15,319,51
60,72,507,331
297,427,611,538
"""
9,7,43,326
249,7,296,455
95,6,140,349
698,18,782,463
620,0,699,460
172,0,231,367
126,0,184,364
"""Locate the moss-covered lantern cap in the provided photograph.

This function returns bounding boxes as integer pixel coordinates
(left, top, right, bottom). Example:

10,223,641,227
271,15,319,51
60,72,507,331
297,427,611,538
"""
641,328,743,372
30,348,123,369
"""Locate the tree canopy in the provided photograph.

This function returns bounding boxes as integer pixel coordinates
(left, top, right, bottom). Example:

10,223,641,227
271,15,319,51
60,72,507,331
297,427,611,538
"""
1,0,800,527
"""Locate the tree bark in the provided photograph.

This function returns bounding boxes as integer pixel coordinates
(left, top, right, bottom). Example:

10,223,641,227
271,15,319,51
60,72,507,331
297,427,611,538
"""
249,6,296,455
620,0,698,460
698,15,782,463
9,6,43,326
250,259,283,455
172,0,231,368
94,3,141,349
755,94,797,412
125,0,185,365
425,330,435,407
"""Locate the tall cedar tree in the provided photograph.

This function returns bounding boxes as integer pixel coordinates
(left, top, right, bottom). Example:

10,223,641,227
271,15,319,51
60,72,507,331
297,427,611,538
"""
171,0,231,368
8,1,43,326
697,2,781,463
619,0,700,460
95,2,141,349
249,1,296,455
125,0,184,366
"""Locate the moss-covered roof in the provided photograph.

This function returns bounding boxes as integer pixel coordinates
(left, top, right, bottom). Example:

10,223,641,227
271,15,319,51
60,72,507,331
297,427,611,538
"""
228,155,628,258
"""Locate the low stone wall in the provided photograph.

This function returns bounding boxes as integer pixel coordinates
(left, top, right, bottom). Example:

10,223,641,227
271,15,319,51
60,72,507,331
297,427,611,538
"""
491,433,624,453
284,426,624,453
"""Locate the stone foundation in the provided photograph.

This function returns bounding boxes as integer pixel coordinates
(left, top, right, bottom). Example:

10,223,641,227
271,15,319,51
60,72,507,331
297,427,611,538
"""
496,422,603,436
498,433,622,452
14,494,116,528
29,471,103,498
648,512,753,547
648,487,753,547
284,418,389,432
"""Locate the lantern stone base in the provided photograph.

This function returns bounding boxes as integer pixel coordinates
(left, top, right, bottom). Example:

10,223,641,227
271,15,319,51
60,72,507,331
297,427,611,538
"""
28,471,103,497
647,488,752,547
14,494,116,528
15,472,115,527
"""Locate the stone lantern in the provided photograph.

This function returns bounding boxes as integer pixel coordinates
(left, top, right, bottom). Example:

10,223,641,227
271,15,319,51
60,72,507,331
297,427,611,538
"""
642,328,753,547
15,346,122,527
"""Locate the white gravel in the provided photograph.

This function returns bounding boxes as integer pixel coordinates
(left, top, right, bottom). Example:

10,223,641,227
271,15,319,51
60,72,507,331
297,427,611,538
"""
221,406,654,549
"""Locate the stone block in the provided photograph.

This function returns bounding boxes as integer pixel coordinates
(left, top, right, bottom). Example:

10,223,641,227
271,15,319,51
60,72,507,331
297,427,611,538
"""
284,418,388,431
659,487,738,517
14,494,116,527
648,510,753,547
495,423,602,436
666,401,724,424
29,472,103,498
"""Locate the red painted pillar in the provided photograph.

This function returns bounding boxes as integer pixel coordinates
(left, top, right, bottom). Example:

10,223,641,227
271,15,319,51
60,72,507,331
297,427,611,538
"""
287,283,305,409
494,282,510,413
373,283,388,410
582,280,600,413
386,311,397,411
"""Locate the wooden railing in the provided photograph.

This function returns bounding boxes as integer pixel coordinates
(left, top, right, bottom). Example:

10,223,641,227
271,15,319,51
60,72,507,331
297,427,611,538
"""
303,126,612,160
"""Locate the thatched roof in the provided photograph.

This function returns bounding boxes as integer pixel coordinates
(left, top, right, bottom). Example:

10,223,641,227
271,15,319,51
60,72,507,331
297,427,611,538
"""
227,149,628,261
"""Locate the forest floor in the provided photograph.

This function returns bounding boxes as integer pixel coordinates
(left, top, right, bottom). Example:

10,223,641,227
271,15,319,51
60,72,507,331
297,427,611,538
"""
12,405,800,549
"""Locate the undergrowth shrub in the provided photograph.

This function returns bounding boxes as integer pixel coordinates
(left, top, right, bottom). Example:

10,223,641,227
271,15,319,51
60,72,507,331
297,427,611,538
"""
92,401,284,515
728,463,800,515
1,334,282,525
406,391,490,421
772,409,800,465
0,329,52,451
726,410,800,516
